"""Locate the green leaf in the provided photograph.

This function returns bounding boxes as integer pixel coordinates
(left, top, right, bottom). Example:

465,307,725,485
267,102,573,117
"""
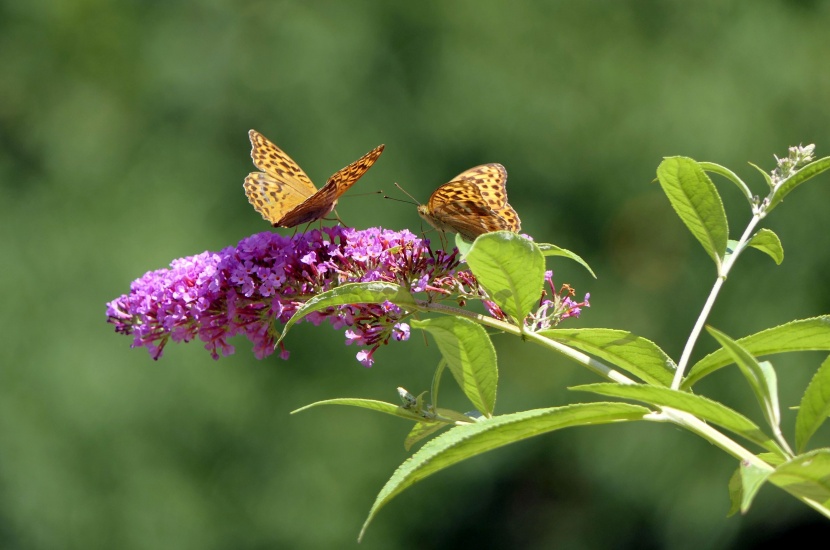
769,449,830,507
412,316,498,417
747,161,773,188
747,228,784,265
685,316,830,389
537,243,597,278
404,422,447,451
767,156,830,212
706,327,782,433
464,231,545,323
727,467,742,517
276,282,415,345
795,355,830,452
454,233,473,258
358,403,649,541
738,461,774,513
570,383,785,455
538,328,675,386
698,161,754,204
656,157,729,268
291,398,421,420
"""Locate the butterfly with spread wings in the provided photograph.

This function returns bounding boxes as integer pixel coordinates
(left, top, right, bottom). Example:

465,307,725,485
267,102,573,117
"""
417,163,521,241
244,129,384,228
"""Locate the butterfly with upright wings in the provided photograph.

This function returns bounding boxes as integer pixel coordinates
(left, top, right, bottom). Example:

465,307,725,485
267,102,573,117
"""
244,129,384,228
417,163,521,241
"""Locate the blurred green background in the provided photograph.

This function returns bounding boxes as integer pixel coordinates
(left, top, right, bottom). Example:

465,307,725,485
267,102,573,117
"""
2,1,830,548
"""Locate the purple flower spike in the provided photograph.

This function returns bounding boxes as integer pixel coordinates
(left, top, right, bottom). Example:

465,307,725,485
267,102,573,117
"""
107,228,588,365
107,227,464,364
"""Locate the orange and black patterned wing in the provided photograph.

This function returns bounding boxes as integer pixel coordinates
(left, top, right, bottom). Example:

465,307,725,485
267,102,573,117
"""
277,143,385,228
244,129,318,226
417,163,521,240
448,163,521,233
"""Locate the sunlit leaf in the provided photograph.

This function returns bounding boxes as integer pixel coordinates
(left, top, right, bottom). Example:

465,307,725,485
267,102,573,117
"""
413,316,498,417
291,398,418,420
748,228,784,265
769,449,830,508
685,317,830,389
358,403,649,541
698,161,753,204
539,328,675,386
537,243,597,278
465,232,544,323
706,327,781,433
571,383,784,455
277,282,415,345
656,157,729,268
767,156,830,212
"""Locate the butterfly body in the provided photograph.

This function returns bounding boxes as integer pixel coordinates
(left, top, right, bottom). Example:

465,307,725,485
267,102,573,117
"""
418,163,521,241
244,130,384,228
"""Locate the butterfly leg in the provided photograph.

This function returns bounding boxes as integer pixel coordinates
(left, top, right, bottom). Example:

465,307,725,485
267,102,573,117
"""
330,208,351,228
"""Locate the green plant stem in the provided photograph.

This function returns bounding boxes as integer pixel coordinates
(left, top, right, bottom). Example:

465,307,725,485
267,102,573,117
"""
671,213,764,389
415,300,830,518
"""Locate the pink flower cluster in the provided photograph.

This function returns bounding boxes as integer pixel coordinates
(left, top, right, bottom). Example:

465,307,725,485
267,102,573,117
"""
107,227,463,366
107,227,587,366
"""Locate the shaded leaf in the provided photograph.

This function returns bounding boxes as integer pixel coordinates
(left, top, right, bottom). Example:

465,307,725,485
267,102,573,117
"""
738,461,774,513
795,355,830,452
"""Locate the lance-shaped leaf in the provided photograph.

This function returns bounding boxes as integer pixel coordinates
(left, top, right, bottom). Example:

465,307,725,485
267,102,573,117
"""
767,156,830,212
795,355,830,452
656,157,728,268
413,316,498,417
539,328,675,386
292,398,418,420
358,403,649,541
685,316,830,389
537,243,597,278
276,282,415,345
747,228,784,265
464,231,545,323
769,449,830,508
706,327,782,434
698,161,754,205
571,383,785,455
747,161,773,187
736,461,774,514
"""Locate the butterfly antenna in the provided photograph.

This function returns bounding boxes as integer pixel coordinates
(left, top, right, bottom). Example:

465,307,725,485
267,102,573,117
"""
391,182,421,205
340,190,384,199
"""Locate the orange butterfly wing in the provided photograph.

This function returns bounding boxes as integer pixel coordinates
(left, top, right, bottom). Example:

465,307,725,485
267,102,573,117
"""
418,163,521,241
244,129,384,227
278,143,385,228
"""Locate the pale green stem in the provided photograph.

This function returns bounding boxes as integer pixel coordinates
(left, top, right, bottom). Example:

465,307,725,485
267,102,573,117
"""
414,301,637,385
671,213,764,389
